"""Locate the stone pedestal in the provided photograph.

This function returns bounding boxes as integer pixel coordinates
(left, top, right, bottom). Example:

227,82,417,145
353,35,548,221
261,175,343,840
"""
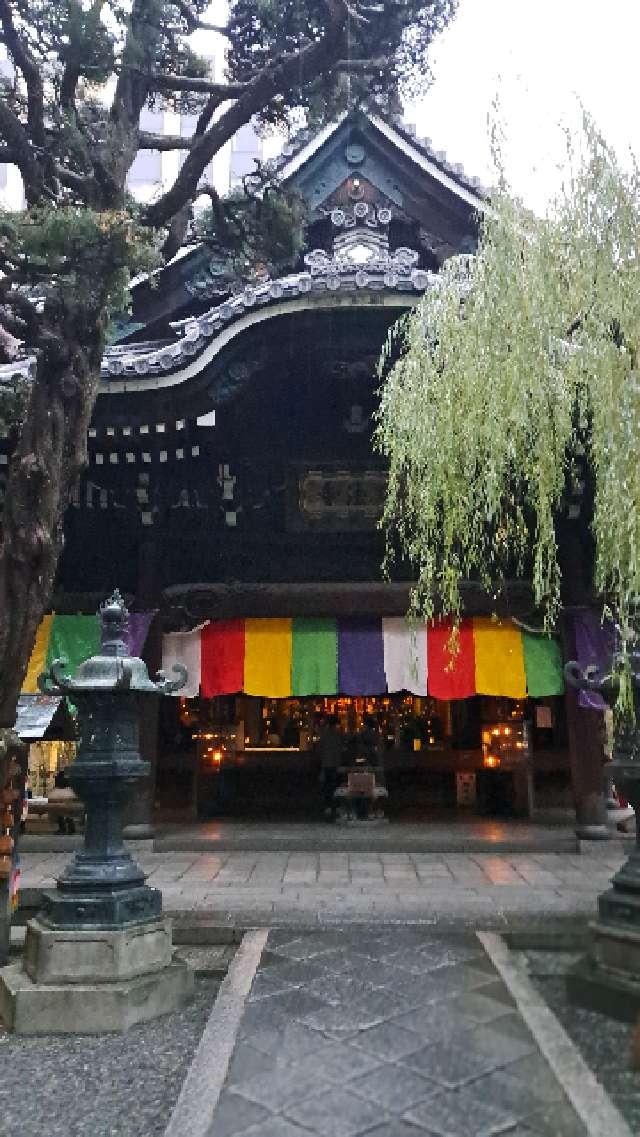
0,916,194,1034
567,924,640,1023
568,881,640,1022
568,757,640,1020
2,590,192,1034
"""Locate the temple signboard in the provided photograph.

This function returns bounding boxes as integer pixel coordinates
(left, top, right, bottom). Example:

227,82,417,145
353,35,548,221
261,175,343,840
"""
292,466,387,531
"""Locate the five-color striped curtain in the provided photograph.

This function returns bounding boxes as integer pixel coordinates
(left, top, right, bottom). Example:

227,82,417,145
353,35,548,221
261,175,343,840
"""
161,616,564,700
22,612,564,701
22,612,154,693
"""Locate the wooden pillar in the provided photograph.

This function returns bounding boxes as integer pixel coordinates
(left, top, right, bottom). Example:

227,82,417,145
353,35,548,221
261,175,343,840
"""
562,613,609,840
124,539,161,839
557,508,609,840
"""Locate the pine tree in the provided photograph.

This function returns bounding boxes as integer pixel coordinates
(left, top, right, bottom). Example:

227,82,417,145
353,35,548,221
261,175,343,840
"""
0,0,456,728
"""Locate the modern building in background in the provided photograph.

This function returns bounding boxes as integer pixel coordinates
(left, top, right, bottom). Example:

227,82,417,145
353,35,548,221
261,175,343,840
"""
0,45,264,210
0,54,23,210
127,111,264,205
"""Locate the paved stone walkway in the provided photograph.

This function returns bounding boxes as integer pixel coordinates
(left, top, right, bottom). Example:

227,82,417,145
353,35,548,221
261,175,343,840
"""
207,927,586,1137
18,849,625,926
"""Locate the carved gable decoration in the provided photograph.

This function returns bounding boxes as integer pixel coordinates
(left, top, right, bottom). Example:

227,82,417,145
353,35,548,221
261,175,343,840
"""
322,175,398,215
279,110,486,263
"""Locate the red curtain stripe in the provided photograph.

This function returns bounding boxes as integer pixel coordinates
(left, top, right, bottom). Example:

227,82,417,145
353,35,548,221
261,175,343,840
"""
200,619,245,697
426,618,476,700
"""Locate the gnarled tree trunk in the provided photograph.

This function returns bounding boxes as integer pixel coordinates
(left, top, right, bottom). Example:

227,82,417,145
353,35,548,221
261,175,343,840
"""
0,304,105,729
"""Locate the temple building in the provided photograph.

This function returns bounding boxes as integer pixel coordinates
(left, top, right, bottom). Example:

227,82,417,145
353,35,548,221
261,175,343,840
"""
6,109,607,832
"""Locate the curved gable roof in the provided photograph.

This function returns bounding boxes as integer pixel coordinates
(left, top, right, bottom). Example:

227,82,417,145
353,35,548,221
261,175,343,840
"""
276,108,490,218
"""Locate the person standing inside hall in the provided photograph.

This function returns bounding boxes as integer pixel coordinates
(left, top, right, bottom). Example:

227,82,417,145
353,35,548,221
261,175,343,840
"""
359,715,382,771
317,715,343,821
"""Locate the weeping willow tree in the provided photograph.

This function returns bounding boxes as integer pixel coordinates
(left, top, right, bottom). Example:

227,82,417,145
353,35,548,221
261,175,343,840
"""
376,120,640,685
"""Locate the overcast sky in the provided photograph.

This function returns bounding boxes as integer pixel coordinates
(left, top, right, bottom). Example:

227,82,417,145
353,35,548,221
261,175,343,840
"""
203,1,639,212
408,0,640,211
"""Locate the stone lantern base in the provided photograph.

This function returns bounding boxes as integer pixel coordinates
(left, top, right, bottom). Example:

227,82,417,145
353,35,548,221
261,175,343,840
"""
567,878,640,1022
0,916,194,1034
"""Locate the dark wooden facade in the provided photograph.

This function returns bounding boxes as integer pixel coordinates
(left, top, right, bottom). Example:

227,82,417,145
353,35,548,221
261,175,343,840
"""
7,109,599,828
55,111,488,618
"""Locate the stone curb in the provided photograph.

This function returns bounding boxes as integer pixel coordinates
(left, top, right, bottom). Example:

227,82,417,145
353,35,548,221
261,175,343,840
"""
478,931,633,1137
153,835,578,854
163,927,268,1137
19,831,581,854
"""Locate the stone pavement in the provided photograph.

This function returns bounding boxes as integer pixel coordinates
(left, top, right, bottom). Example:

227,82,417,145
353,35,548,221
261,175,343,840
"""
207,926,587,1137
18,848,626,926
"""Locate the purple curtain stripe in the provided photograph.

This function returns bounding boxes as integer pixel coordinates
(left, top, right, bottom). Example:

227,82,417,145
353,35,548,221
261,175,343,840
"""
338,618,387,695
126,611,156,658
573,610,616,711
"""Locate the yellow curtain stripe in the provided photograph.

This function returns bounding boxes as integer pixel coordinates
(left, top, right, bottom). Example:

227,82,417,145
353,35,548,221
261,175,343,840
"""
22,614,54,694
473,617,527,699
243,618,292,698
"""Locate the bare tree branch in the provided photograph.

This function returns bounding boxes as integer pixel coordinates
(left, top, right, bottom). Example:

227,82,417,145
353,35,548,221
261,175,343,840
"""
323,0,368,22
196,95,218,135
110,0,160,142
60,0,104,109
144,5,349,227
162,202,191,261
138,131,190,151
59,64,80,112
101,0,177,208
0,291,38,336
160,91,222,258
333,57,387,71
0,0,45,147
0,318,22,359
53,163,99,201
194,182,220,203
0,97,42,205
173,0,229,35
149,73,247,97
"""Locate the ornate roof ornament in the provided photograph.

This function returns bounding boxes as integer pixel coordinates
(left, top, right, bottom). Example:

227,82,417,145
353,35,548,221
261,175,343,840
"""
100,245,435,382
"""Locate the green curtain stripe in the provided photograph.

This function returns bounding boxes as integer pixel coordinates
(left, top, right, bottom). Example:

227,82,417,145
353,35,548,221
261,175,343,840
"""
522,631,564,697
45,614,100,676
292,617,338,696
